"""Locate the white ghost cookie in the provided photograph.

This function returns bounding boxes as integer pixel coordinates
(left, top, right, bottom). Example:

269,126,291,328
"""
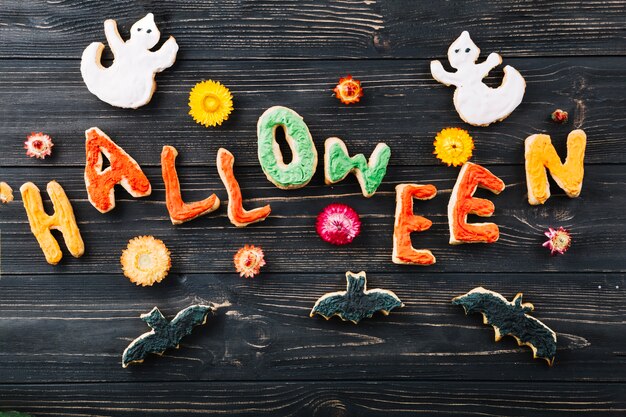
81,13,178,109
430,31,525,127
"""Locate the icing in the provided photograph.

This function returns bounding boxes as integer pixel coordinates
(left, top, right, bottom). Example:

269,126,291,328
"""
392,184,437,265
20,181,84,265
81,13,178,109
161,145,220,224
257,106,317,189
525,129,586,205
217,148,271,227
448,162,505,244
84,127,151,213
430,31,525,126
324,137,391,197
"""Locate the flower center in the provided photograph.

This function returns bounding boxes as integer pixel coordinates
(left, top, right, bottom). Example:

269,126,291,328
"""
202,94,221,113
138,253,153,270
33,140,43,150
342,81,359,98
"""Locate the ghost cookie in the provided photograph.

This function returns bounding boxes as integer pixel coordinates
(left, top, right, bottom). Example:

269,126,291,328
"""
430,31,525,126
81,13,178,109
257,106,318,189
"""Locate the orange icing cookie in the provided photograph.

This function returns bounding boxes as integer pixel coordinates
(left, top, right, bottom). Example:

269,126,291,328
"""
217,148,271,227
20,181,85,265
448,162,505,245
161,145,220,225
525,129,586,205
392,183,437,265
84,127,152,213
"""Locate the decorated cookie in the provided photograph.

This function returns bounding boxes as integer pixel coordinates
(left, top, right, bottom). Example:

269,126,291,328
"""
453,287,557,365
310,271,403,324
433,127,474,167
24,132,54,159
334,75,363,105
161,145,220,224
0,412,33,417
525,129,586,205
430,31,525,126
392,184,437,265
188,80,234,127
257,106,317,189
448,162,505,244
316,203,361,245
0,182,13,204
20,181,84,265
122,305,215,367
81,13,178,109
120,236,171,286
85,127,151,213
233,244,266,278
217,148,271,227
543,226,571,255
324,138,390,197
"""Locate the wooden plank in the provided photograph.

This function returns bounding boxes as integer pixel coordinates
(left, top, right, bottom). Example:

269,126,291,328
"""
0,381,624,417
0,1,625,59
0,272,622,383
1,57,624,167
0,165,623,274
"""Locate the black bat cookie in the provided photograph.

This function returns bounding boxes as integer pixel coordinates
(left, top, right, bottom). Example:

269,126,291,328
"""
452,287,557,365
122,305,215,368
310,271,404,324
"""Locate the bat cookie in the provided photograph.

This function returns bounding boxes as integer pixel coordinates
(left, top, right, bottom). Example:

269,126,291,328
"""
324,137,391,198
257,106,318,189
81,13,178,109
430,31,525,126
453,287,557,365
310,271,403,324
122,305,215,368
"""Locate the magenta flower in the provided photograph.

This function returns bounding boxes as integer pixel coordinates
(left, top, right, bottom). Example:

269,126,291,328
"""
543,227,571,255
316,203,361,245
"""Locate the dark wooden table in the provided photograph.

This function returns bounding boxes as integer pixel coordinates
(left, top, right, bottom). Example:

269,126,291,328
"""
1,1,625,416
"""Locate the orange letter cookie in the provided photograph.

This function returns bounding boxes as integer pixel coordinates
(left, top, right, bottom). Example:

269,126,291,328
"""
525,129,586,205
448,162,505,244
20,181,85,265
392,184,437,265
217,148,271,227
161,145,220,225
85,127,151,213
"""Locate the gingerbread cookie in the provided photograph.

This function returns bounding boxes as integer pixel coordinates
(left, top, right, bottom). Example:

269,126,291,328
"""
81,13,178,109
392,184,437,265
448,162,505,244
430,31,525,126
453,287,557,365
0,182,13,204
20,181,84,265
310,271,403,324
525,129,586,205
161,145,220,224
122,305,215,367
257,106,317,189
84,127,151,213
217,148,271,227
324,138,390,197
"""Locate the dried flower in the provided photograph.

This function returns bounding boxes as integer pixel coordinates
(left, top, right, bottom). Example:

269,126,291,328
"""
234,244,266,278
333,75,363,105
316,203,361,245
24,132,54,159
543,227,571,255
551,109,569,124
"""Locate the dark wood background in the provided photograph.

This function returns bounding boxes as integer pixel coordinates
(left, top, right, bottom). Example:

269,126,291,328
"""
1,1,625,415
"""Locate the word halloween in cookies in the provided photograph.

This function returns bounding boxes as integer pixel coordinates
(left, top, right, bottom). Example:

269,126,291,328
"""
18,106,585,265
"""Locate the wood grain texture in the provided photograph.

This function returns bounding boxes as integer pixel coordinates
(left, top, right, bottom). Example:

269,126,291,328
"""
1,58,624,168
0,0,625,59
0,272,623,383
0,165,623,274
1,381,625,416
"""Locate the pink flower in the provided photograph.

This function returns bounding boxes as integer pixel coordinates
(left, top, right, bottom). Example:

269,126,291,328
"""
543,227,571,255
234,245,266,278
316,203,361,245
25,132,54,159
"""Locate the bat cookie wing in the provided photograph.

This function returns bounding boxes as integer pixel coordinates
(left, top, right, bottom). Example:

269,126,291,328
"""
453,287,557,365
310,271,403,324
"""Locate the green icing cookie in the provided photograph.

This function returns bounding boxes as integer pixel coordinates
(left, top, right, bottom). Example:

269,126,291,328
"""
122,305,215,368
257,106,317,189
310,271,403,324
0,412,34,417
324,138,390,197
453,287,557,365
